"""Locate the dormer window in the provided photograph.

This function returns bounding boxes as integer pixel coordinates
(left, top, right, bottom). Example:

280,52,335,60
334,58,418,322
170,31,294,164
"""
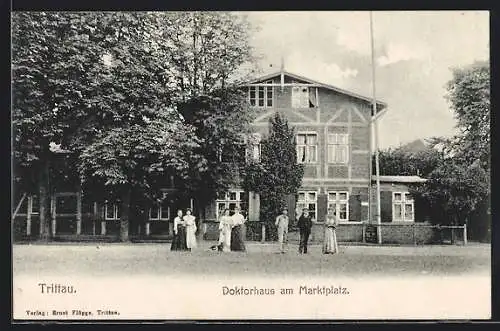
292,81,317,108
292,86,309,108
249,81,273,108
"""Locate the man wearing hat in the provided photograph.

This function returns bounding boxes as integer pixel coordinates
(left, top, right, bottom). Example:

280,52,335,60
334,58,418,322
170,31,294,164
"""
297,208,313,254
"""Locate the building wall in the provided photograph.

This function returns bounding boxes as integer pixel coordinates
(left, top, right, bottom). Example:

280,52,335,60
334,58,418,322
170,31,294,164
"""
240,76,374,225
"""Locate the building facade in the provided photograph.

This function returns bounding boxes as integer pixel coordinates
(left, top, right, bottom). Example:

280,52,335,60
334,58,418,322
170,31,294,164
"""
203,70,387,228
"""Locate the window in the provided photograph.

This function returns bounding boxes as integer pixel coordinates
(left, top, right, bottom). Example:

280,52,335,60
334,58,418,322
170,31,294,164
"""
216,190,247,219
105,202,121,220
292,85,310,108
149,200,170,220
296,133,317,163
393,192,414,222
297,191,317,221
327,191,349,222
328,133,349,164
249,81,273,108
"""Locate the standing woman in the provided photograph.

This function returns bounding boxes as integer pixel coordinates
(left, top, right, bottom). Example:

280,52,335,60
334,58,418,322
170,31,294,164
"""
217,208,233,252
183,208,197,251
323,207,339,254
230,207,246,252
171,209,188,251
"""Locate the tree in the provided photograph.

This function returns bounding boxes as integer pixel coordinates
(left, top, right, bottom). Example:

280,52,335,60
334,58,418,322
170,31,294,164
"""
376,145,444,177
159,12,255,98
78,113,204,241
242,113,304,240
170,12,256,223
178,88,253,222
410,160,489,227
12,12,181,239
445,60,490,171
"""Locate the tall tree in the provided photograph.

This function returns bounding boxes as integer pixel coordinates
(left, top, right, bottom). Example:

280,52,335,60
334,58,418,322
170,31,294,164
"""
12,12,181,239
445,60,490,171
243,113,304,240
178,88,253,222
159,12,255,98
170,12,256,223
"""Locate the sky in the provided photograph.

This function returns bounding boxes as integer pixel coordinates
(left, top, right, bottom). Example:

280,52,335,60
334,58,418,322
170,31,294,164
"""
244,11,489,149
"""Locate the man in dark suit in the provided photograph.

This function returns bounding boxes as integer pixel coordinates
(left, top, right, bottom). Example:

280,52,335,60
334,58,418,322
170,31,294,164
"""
297,208,313,254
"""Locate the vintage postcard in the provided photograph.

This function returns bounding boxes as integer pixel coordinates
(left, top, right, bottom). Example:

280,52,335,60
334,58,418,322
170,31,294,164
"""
11,10,491,321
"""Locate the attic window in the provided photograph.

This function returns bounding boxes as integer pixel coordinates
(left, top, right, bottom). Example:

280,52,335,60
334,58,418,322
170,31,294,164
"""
292,82,316,108
249,81,273,108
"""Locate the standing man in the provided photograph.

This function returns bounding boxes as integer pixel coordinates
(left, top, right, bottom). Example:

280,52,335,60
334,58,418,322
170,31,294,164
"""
275,208,289,253
297,208,313,254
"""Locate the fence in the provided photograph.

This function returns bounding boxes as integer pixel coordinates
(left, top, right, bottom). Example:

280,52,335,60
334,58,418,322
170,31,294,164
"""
13,214,467,245
232,221,468,246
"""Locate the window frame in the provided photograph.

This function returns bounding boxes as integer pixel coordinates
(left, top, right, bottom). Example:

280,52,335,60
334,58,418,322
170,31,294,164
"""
104,202,120,221
296,132,318,164
327,133,350,164
327,191,350,223
149,202,171,221
296,190,318,222
215,190,247,219
249,80,273,108
392,191,414,222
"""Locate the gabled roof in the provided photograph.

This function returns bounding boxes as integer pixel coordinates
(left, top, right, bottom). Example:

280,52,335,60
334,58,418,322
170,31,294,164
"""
243,70,387,110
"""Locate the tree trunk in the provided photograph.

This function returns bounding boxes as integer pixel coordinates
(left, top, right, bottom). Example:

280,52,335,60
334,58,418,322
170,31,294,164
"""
119,188,131,242
39,159,51,241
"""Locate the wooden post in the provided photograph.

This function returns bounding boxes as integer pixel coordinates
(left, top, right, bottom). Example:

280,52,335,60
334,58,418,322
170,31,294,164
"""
463,225,467,245
362,222,366,243
26,196,32,236
101,220,107,236
76,191,82,235
92,202,97,236
261,223,266,243
145,222,150,236
412,223,416,246
51,195,56,237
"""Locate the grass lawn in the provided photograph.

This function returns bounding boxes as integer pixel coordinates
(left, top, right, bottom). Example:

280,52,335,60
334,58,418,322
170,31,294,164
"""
12,241,491,278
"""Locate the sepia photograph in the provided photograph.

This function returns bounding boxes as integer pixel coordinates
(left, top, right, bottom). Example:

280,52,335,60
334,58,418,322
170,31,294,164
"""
11,10,491,320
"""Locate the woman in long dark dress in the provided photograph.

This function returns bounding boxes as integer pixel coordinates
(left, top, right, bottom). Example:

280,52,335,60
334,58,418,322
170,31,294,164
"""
230,207,246,252
171,209,188,251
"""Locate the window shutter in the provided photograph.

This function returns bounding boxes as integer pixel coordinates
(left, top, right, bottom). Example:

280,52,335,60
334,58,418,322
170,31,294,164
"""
317,193,328,222
349,194,361,221
380,191,393,222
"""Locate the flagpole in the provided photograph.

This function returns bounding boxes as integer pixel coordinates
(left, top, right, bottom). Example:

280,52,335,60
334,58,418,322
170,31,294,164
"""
369,11,382,244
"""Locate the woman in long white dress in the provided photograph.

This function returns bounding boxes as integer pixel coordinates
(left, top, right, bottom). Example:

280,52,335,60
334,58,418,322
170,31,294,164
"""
217,208,233,252
323,207,339,254
183,208,197,251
